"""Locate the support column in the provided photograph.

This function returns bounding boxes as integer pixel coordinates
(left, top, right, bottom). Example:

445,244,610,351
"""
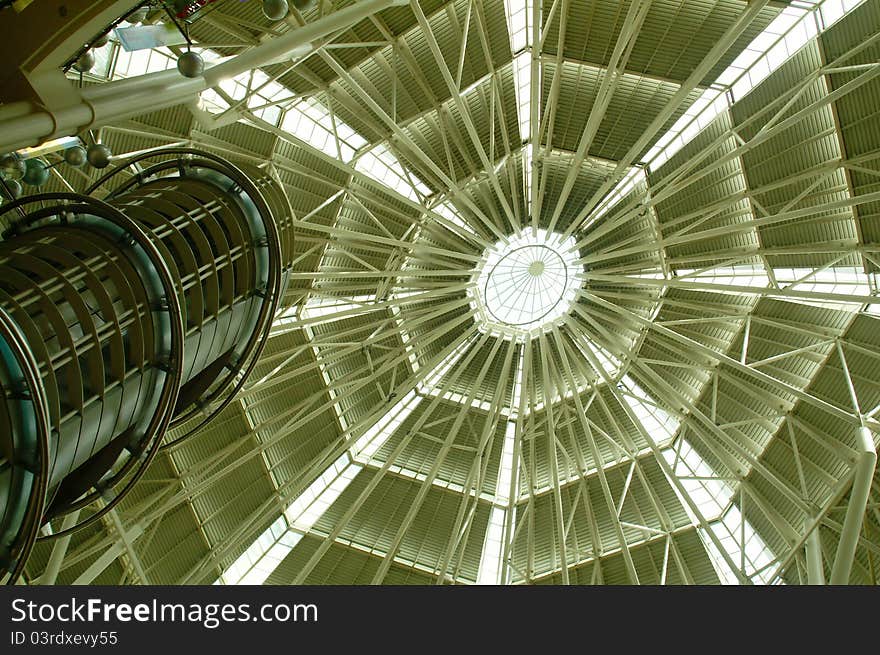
830,426,877,584
805,518,825,585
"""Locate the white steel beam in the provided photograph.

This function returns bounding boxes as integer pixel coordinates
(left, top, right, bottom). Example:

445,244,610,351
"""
805,518,825,585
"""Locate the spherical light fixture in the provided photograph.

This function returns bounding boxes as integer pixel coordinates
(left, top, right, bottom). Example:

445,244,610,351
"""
86,144,113,169
63,146,88,168
0,154,26,181
177,51,205,78
73,50,95,73
2,179,22,200
22,159,50,187
262,0,289,21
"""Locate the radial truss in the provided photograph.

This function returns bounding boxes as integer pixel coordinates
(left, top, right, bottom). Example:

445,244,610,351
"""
24,0,880,586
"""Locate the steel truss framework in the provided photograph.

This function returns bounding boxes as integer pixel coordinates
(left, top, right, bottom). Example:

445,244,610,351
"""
21,0,880,586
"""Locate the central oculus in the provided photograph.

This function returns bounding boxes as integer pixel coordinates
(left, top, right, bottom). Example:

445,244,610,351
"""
472,229,582,334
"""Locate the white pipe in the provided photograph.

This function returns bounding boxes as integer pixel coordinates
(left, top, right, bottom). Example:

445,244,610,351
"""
0,0,404,153
203,0,406,86
830,426,877,584
38,510,81,586
805,518,825,585
0,102,39,122
81,67,184,99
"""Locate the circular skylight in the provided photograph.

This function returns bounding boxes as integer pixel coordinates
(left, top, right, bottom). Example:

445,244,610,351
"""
472,229,582,333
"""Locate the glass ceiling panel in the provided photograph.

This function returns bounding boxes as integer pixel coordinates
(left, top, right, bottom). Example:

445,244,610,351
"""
644,0,867,169
620,375,777,585
355,144,432,203
503,0,532,54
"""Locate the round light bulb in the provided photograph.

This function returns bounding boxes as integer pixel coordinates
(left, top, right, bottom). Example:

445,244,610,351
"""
87,144,113,169
177,51,205,78
262,0,289,21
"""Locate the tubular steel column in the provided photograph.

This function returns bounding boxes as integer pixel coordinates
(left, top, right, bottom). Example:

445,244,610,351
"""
0,148,293,582
830,425,877,584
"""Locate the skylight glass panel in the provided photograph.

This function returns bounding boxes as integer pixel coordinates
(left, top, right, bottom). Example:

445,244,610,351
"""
355,144,432,203
218,76,248,101
494,421,518,505
225,390,434,586
643,0,867,170
662,439,733,519
380,462,477,495
619,375,681,444
351,390,421,461
430,200,480,240
730,14,818,103
298,294,378,323
772,266,873,310
585,167,646,227
572,338,623,380
198,88,229,113
660,438,778,584
821,0,848,24
703,505,778,585
215,516,294,585
353,341,472,461
111,42,366,146
472,228,583,335
242,70,288,125
112,46,177,78
419,389,500,412
866,272,880,314
503,0,532,53
820,0,867,26
477,379,521,584
672,263,876,311
512,52,531,143
416,338,473,393
522,143,533,214
221,451,405,584
195,67,291,125
509,349,526,412
73,40,115,80
285,456,362,530
389,303,419,373
224,344,473,587
676,264,772,290
280,97,367,161
476,506,507,584
644,88,729,168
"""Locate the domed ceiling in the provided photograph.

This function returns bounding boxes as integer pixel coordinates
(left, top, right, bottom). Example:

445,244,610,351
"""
23,0,880,585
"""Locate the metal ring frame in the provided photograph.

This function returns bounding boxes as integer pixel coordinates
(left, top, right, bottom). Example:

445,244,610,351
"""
482,244,571,327
0,192,185,551
0,307,52,583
